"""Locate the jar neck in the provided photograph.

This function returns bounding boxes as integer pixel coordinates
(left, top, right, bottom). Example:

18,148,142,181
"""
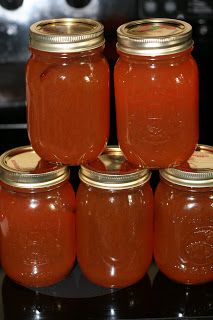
30,46,104,61
117,47,193,64
0,179,69,194
160,177,212,193
81,179,151,191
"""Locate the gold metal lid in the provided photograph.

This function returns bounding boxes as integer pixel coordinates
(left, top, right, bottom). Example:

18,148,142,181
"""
0,146,69,189
117,18,193,56
79,146,151,190
29,18,104,53
160,145,213,188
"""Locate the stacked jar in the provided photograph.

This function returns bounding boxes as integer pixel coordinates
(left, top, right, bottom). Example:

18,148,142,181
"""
26,18,110,165
0,18,111,287
154,145,213,285
76,146,153,288
114,18,199,168
0,17,212,289
114,18,212,285
0,146,76,287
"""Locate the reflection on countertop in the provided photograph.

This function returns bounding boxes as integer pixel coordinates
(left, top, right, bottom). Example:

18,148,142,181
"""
0,262,213,320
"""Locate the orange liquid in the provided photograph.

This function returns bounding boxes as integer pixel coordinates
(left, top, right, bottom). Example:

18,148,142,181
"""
154,180,213,284
26,48,109,165
114,50,199,168
0,182,76,287
76,182,153,288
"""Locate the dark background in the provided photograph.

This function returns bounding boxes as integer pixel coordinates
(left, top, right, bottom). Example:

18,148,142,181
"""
0,0,212,155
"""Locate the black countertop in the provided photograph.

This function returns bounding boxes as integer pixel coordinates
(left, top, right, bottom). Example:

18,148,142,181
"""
0,262,212,320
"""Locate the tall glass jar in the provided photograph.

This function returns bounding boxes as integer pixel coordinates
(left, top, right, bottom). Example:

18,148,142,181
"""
114,18,199,168
0,146,76,287
26,18,109,165
154,145,213,284
76,146,153,288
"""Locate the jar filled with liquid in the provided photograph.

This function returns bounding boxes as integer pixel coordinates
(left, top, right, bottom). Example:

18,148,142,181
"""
26,18,109,165
154,145,213,284
76,146,153,288
0,146,76,287
114,18,198,168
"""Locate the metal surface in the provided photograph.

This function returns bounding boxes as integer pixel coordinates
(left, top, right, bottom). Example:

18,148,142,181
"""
79,146,151,190
0,145,69,188
30,18,104,53
117,18,193,56
160,145,213,188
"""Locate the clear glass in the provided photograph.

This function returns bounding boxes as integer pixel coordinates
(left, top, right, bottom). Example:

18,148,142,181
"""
114,49,199,168
154,178,213,284
76,181,153,288
26,47,110,165
0,180,76,287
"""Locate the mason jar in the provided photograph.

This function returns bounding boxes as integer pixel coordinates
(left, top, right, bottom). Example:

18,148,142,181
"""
26,18,109,165
154,145,213,284
114,18,199,168
0,146,76,287
76,146,153,288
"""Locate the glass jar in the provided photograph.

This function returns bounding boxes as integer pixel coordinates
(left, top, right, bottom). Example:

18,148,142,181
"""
26,18,109,165
76,146,153,288
0,146,76,287
114,18,199,168
154,145,213,284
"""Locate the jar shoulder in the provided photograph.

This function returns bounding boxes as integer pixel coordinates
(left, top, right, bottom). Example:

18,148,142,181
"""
76,182,153,207
155,181,213,209
26,53,109,83
114,53,198,76
0,183,75,214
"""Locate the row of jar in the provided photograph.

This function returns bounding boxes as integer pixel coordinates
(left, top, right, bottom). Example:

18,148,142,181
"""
26,17,199,168
0,144,212,288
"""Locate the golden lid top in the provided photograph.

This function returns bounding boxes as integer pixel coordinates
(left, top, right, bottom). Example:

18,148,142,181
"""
0,146,69,189
29,18,105,53
160,145,213,188
117,18,193,56
79,146,151,190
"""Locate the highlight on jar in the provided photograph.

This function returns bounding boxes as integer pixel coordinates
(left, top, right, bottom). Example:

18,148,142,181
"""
0,146,76,288
26,18,110,165
154,144,213,285
114,18,199,169
76,146,154,288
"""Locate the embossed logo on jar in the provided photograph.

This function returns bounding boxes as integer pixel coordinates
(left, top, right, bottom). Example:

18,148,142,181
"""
127,81,186,145
182,227,213,265
129,112,183,145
